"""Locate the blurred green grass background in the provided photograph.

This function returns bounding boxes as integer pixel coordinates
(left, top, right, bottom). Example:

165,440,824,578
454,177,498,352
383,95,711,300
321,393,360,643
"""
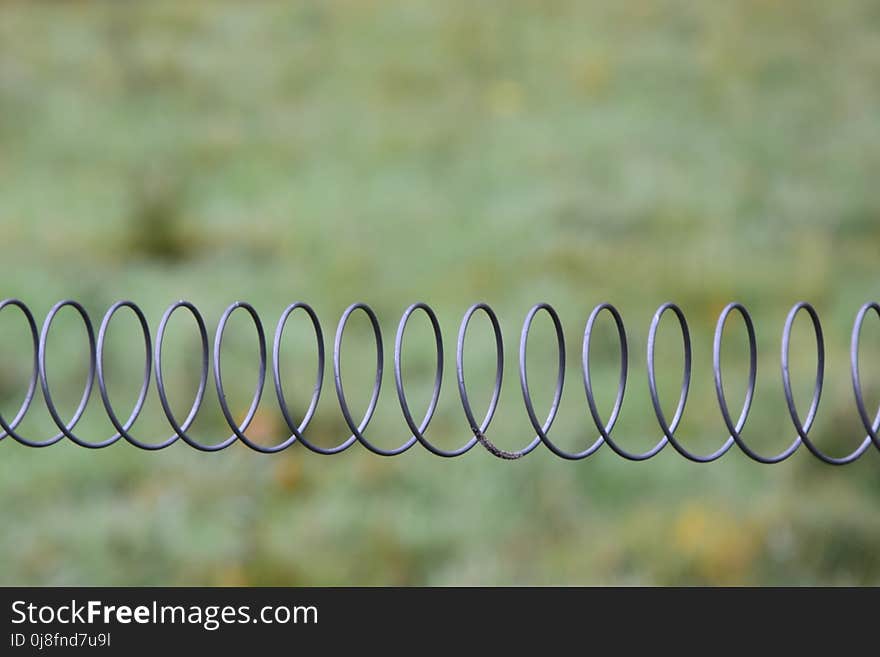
1,0,880,585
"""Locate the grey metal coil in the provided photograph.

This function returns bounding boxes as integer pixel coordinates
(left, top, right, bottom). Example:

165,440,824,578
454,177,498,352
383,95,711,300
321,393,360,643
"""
0,297,878,464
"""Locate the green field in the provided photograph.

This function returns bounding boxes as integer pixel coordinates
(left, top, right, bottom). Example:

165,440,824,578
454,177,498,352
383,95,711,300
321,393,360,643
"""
1,0,880,585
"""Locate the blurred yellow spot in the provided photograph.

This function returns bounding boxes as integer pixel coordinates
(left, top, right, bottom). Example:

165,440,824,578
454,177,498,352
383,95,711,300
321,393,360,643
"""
673,503,762,585
273,455,304,492
674,504,709,552
486,79,524,116
214,564,249,587
573,56,611,96
241,408,280,444
708,297,731,325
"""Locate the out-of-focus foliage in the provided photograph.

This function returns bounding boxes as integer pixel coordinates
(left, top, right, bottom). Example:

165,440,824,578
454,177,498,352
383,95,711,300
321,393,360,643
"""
1,0,879,585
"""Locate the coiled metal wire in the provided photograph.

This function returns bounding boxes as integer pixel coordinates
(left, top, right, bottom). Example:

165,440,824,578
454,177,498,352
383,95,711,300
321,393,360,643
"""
0,297,878,464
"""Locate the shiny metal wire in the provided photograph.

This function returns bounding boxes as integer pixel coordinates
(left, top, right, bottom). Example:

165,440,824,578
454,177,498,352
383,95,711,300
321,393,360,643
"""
0,297,879,464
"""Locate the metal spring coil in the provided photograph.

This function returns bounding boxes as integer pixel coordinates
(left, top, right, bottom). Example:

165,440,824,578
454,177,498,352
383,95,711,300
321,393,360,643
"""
0,298,878,464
